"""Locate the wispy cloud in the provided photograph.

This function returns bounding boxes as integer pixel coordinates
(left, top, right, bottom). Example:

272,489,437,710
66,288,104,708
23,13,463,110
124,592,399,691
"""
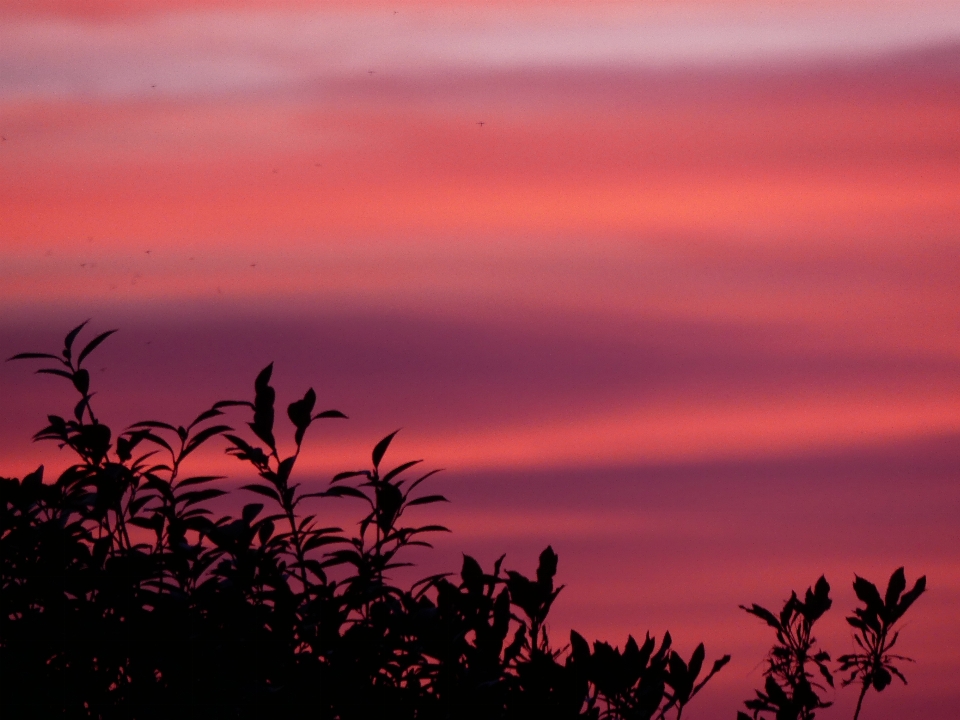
3,2,960,102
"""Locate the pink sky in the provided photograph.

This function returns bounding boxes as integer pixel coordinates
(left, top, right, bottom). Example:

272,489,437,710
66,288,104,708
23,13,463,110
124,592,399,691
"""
2,1,959,716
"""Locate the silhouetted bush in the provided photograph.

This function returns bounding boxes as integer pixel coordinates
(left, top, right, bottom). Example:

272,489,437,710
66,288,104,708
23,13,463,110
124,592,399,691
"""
1,323,728,719
1,324,925,719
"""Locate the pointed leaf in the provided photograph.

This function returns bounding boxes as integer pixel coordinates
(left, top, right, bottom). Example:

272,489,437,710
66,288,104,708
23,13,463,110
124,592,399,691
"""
8,352,60,361
182,424,232,458
63,320,90,359
854,576,885,613
178,488,227,507
896,575,927,618
242,503,264,523
410,524,450,534
287,388,316,426
76,329,117,367
140,431,174,454
255,362,273,388
322,485,370,501
71,368,90,395
189,407,224,429
372,429,400,469
383,459,422,483
36,367,75,381
251,363,276,451
331,470,368,483
741,603,781,630
258,519,275,544
212,400,253,410
688,643,705,681
461,554,484,592
314,409,347,419
277,456,295,484
129,420,178,432
405,468,443,494
176,475,226,488
241,483,281,502
885,567,907,609
404,494,449,507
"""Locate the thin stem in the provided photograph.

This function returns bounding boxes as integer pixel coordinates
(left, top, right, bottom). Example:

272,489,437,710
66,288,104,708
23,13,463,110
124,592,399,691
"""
853,681,869,720
281,443,310,593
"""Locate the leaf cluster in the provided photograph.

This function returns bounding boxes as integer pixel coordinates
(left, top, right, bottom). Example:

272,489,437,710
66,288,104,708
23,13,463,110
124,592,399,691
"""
739,569,926,720
838,569,926,719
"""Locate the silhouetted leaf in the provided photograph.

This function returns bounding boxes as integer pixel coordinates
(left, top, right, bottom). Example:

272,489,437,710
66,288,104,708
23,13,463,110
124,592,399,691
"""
23,465,44,485
897,575,926,618
372,429,400,470
74,396,90,421
688,643,705,681
241,483,281,502
709,654,731,676
569,630,591,664
331,470,368,483
250,363,276,451
302,534,343,552
537,545,558,589
176,475,226,488
130,420,178,432
277,456,295,484
404,494,448,507
461,554,484,593
189,407,224,428
287,388,316,445
7,352,60,361
885,567,907,610
854,576,884,613
403,469,443,495
818,661,835,687
76,329,117,367
740,603,781,630
212,399,253,410
224,434,270,468
62,320,89,359
242,503,263,523
257,519,275,544
36,367,74,381
409,524,450,534
314,409,347,419
71,369,90,395
382,460,422,483
808,575,832,619
323,485,369,501
182,424,232,458
140,431,174,454
179,488,227,507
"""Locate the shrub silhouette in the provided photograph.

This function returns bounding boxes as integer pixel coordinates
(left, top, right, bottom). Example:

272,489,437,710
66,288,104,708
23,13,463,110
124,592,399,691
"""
1,323,927,719
838,569,927,720
1,323,730,719
738,570,926,720
738,577,835,720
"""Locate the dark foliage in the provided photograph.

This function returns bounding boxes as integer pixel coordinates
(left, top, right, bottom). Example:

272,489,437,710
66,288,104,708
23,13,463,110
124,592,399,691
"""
1,323,730,719
838,569,926,720
739,570,926,720
738,577,834,720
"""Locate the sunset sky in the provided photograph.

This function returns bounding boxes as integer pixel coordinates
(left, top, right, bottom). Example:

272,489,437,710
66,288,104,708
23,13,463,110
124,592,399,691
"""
2,1,959,716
